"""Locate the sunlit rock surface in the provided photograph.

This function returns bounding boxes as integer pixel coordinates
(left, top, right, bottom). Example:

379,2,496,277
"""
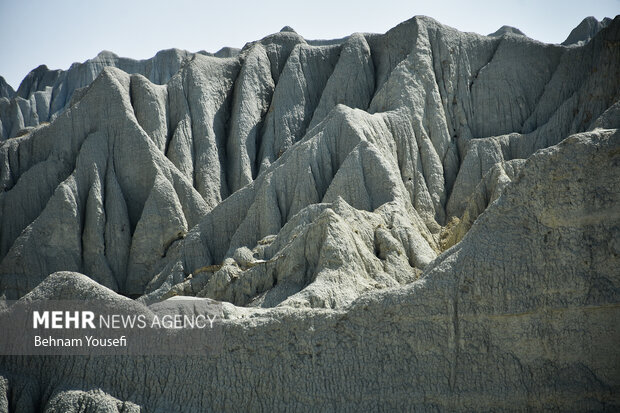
0,15,619,412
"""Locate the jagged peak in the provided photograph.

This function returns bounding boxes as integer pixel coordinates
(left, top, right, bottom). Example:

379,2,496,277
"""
280,25,296,33
562,15,610,46
601,17,613,26
0,12,618,411
33,64,50,72
0,76,14,99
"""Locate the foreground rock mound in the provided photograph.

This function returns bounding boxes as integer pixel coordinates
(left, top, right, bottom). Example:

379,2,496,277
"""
0,14,619,411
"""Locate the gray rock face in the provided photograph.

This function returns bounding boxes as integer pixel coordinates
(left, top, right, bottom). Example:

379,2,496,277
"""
0,49,198,140
488,25,526,37
562,16,612,46
1,130,619,411
0,77,14,100
0,14,619,411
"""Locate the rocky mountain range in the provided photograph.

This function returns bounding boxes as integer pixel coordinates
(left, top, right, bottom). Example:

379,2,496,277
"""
0,15,618,412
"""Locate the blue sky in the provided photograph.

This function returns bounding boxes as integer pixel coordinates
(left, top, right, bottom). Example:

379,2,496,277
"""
0,0,618,90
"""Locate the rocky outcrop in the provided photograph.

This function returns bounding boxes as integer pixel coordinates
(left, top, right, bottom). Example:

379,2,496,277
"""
441,158,525,249
0,14,619,411
1,129,619,411
563,16,613,46
0,77,13,100
0,49,197,140
1,15,618,301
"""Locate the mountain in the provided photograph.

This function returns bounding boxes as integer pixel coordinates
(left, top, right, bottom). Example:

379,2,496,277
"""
0,77,14,99
562,16,613,45
0,48,208,140
0,15,619,411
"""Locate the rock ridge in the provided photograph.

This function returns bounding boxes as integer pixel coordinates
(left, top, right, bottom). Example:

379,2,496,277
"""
0,14,618,411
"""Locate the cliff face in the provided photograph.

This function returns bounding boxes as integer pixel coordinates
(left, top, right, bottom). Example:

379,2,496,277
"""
0,77,13,100
0,48,213,140
0,15,619,412
562,16,613,46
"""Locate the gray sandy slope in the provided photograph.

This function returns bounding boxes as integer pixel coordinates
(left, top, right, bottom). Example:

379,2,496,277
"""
0,15,619,411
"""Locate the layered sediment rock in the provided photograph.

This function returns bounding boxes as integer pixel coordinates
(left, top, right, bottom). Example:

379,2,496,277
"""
0,15,618,411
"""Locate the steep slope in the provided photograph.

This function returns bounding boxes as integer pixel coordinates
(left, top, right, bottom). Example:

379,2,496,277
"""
1,16,619,308
0,77,13,100
562,16,613,46
488,25,526,37
0,49,199,140
0,68,209,299
0,129,618,411
0,12,618,411
145,106,439,307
